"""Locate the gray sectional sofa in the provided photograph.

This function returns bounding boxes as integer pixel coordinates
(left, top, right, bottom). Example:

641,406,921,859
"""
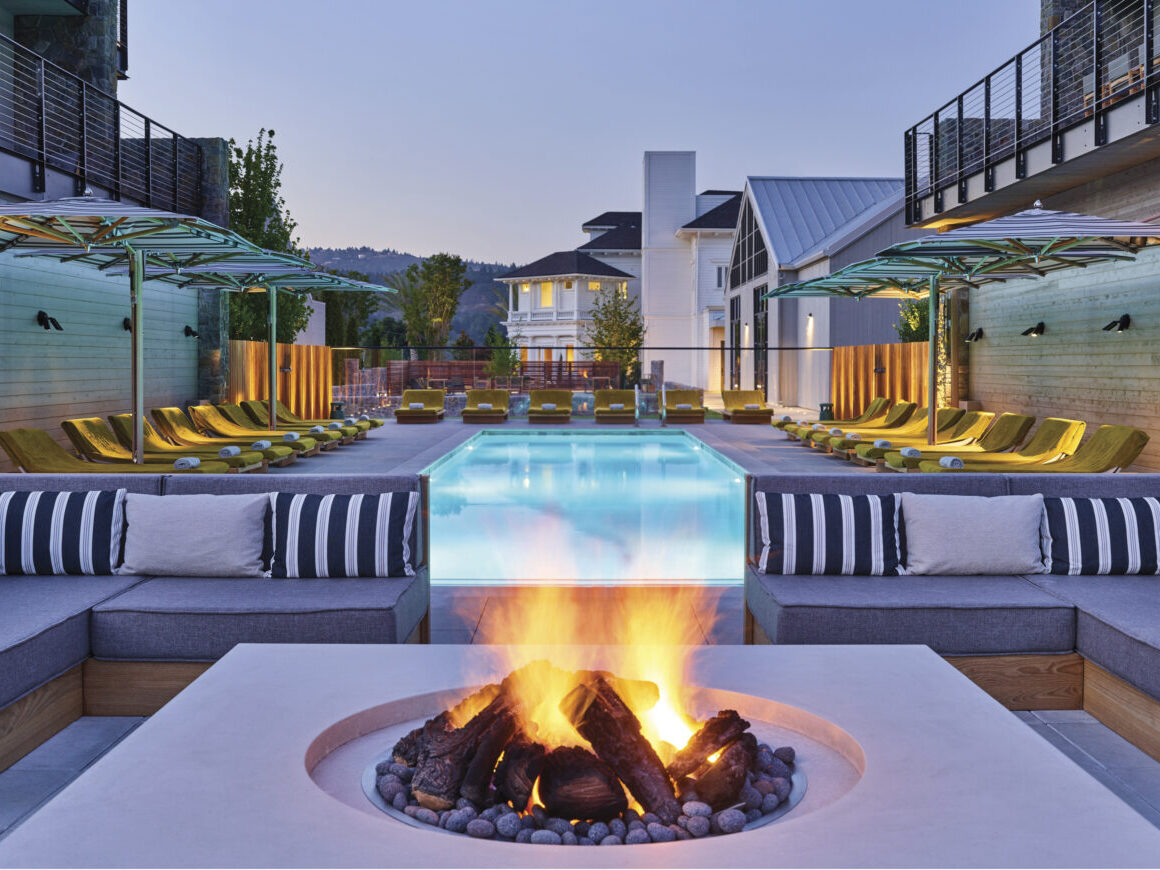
0,473,429,769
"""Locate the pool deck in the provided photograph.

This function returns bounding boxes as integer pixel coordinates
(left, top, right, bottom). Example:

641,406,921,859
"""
274,418,868,477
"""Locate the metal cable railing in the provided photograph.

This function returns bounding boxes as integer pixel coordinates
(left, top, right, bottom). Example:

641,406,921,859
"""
905,0,1156,223
0,30,201,213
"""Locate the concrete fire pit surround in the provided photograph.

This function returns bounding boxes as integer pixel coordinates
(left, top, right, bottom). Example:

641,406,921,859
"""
2,644,1160,868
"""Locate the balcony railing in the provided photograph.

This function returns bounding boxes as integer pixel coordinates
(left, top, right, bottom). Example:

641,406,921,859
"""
0,29,201,213
507,310,584,322
904,0,1158,224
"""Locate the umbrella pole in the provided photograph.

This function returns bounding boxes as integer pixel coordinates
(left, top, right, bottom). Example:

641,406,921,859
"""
927,275,939,446
267,285,278,431
128,246,146,464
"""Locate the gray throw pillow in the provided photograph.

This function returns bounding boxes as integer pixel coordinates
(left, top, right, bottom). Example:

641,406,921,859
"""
899,493,1045,575
120,493,269,577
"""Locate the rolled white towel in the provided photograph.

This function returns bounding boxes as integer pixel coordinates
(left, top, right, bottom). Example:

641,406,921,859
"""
676,403,693,410
327,421,342,430
939,455,965,469
309,425,324,434
873,439,891,449
408,402,424,410
900,446,922,458
251,440,271,451
358,414,370,422
173,456,200,470
812,423,826,431
283,431,300,442
829,427,843,436
345,417,356,425
218,445,241,458
846,433,861,441
477,402,493,410
780,415,792,422
609,403,625,410
541,403,557,411
744,403,761,410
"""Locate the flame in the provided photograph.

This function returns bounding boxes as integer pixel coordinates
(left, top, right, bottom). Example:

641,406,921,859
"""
461,585,723,760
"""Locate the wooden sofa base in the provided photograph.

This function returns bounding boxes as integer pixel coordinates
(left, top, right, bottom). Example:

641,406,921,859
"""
1084,662,1160,764
83,660,213,716
663,413,706,425
527,416,571,424
0,666,83,772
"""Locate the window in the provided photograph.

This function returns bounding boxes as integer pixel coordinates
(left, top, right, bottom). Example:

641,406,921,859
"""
618,282,628,300
716,265,726,289
520,346,528,362
588,280,601,292
729,295,742,389
543,347,553,362
520,283,530,294
540,281,553,307
753,285,768,398
566,345,574,362
728,198,768,290
564,280,573,289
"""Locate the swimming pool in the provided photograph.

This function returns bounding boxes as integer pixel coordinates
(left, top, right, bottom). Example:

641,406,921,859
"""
423,430,746,584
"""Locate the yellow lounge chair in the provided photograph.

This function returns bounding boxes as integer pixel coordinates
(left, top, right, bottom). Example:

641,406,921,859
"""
528,390,572,424
846,408,968,464
151,408,297,466
721,390,773,424
823,406,929,453
883,412,1035,471
915,418,1087,472
920,424,1146,474
877,410,997,470
830,408,965,459
240,399,363,440
462,390,509,423
806,401,917,447
786,398,897,441
270,397,382,429
594,389,636,424
187,405,320,456
395,390,446,424
108,414,267,473
217,403,342,448
0,428,229,474
777,396,890,433
663,389,706,424
63,418,251,474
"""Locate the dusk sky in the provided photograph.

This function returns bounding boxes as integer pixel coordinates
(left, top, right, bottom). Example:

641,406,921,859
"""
121,1,1039,264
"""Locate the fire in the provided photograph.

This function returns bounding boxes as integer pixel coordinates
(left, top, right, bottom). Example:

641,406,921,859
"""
461,585,722,761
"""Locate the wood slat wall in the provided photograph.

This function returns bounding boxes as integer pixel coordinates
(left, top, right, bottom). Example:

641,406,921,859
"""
967,248,1160,472
831,341,929,420
227,341,332,420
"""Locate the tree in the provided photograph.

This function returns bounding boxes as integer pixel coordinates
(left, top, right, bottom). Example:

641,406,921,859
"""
385,267,437,356
483,323,520,381
895,298,929,343
417,253,472,348
316,269,378,347
362,316,406,347
451,330,476,360
583,286,646,386
226,128,312,342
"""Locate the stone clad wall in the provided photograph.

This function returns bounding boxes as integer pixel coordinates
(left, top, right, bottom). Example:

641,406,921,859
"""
14,0,120,95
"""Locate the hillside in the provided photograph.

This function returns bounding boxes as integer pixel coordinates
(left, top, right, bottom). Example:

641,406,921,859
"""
309,247,516,345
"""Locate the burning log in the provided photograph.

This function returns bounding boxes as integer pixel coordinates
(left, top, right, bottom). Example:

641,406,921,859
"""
411,694,514,811
458,704,518,806
538,746,628,821
693,732,757,811
667,710,751,780
560,675,682,825
494,733,546,810
392,712,450,767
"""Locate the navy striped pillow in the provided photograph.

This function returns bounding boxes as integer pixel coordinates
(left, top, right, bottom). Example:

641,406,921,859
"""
270,492,419,579
0,489,127,575
1042,497,1160,575
754,492,901,575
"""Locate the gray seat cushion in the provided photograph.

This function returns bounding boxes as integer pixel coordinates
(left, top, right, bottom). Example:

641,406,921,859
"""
161,474,419,497
1005,475,1160,498
0,473,163,494
0,574,148,707
745,565,1075,654
1025,575,1160,701
91,569,430,660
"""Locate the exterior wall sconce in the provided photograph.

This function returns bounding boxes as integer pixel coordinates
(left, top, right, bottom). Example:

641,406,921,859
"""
1101,314,1130,332
1021,322,1046,337
122,317,132,331
36,310,62,330
183,325,199,337
965,327,984,342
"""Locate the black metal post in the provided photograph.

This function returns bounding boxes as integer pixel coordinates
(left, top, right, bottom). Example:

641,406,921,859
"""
112,103,122,200
1147,0,1158,123
171,132,179,210
956,94,966,203
33,57,45,192
984,75,994,191
1015,52,1026,177
1051,28,1064,162
76,84,88,196
144,117,152,206
1094,0,1107,145
932,112,943,212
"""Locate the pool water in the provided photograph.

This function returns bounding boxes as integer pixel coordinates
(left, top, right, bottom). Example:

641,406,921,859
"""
424,430,746,584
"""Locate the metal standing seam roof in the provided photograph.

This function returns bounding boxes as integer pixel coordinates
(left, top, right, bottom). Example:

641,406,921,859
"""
745,177,903,265
498,250,634,281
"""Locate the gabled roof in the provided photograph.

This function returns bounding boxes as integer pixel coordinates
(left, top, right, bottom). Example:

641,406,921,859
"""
577,225,641,251
499,251,633,281
745,177,903,265
682,193,742,231
581,211,641,231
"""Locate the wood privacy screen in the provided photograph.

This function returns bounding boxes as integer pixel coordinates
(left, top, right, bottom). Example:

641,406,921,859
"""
227,341,332,420
831,342,929,420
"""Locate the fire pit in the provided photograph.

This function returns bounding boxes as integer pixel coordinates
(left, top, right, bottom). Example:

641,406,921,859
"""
360,661,805,845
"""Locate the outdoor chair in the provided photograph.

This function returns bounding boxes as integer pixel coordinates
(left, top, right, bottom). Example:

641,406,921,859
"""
828,407,966,459
720,390,773,424
216,403,342,448
239,399,363,441
882,412,1036,471
0,427,230,474
394,390,446,424
527,390,572,424
846,408,970,465
151,408,297,467
187,405,321,456
876,410,997,470
915,418,1087,472
594,389,636,424
919,423,1146,474
776,396,890,432
662,389,706,424
804,401,917,447
461,390,509,423
107,414,267,473
63,417,260,475
271,397,382,430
